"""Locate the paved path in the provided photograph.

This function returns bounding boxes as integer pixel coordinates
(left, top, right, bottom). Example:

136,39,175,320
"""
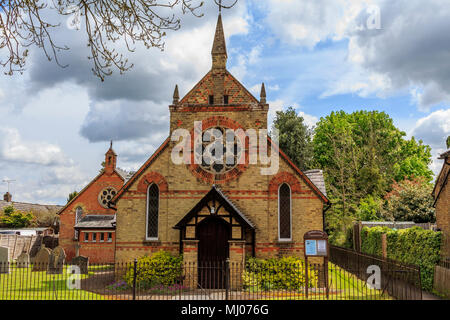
421,290,442,300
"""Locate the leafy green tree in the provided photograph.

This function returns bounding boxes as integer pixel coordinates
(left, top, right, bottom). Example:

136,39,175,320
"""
447,136,450,149
382,178,435,223
356,195,383,221
272,106,314,171
313,110,433,240
0,205,35,228
67,191,78,203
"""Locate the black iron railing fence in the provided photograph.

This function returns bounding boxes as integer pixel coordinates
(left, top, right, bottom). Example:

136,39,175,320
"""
329,245,422,300
0,256,421,300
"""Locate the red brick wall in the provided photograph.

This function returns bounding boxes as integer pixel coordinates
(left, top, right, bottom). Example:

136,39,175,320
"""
59,170,123,262
78,231,115,263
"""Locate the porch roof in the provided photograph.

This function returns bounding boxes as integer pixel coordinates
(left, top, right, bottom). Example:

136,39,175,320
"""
173,185,255,230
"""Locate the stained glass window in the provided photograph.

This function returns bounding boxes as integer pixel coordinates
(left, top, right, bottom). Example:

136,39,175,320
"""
279,183,291,240
147,184,159,239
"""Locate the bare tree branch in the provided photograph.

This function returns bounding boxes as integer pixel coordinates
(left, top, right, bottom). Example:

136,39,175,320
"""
0,0,206,80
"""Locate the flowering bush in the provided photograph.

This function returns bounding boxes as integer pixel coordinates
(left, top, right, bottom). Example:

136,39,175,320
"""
243,256,318,290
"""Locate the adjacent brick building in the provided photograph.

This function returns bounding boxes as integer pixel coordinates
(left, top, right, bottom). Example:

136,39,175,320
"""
109,14,330,272
433,149,450,257
57,143,128,263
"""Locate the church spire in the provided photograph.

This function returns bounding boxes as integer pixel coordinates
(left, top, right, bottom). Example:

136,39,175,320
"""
211,13,227,70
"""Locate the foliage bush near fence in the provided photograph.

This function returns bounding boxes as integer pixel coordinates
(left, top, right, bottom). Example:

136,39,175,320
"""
361,226,442,291
124,251,183,288
243,257,317,291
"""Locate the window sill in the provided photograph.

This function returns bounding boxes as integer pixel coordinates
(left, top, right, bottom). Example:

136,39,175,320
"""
143,239,160,245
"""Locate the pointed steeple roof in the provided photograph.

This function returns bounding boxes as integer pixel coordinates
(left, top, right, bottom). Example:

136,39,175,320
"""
172,84,180,104
260,83,266,103
211,14,227,57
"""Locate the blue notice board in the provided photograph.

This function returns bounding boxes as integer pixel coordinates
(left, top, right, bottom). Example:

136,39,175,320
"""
305,240,317,256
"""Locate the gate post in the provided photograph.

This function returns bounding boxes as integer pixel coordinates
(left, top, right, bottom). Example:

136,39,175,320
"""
132,258,137,300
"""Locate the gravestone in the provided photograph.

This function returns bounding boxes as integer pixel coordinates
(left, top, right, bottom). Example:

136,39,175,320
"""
0,246,9,274
71,256,89,274
32,247,51,271
17,252,30,268
48,246,66,274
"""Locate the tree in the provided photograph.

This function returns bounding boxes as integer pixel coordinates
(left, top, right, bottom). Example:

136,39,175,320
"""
382,178,435,223
313,110,433,240
356,195,383,222
67,190,78,203
0,205,35,228
447,136,450,149
0,0,205,80
272,106,314,171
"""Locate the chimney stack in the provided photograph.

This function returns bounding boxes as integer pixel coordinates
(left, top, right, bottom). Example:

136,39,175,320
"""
3,192,12,202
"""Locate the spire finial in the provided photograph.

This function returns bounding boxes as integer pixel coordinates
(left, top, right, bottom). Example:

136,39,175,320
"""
110,140,113,149
173,84,180,104
211,13,227,70
260,82,266,104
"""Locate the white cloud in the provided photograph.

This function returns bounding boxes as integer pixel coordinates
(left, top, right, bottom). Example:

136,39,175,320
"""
268,100,318,128
0,128,71,166
411,109,450,176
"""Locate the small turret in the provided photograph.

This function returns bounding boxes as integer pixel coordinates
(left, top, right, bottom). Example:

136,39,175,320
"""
104,141,117,175
173,84,180,104
260,83,266,104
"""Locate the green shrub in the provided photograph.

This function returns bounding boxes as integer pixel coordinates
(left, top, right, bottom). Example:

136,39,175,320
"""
361,226,442,292
243,256,318,291
360,226,390,256
124,251,183,288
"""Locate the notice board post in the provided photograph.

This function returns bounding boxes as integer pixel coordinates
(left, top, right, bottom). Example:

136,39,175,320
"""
304,230,329,299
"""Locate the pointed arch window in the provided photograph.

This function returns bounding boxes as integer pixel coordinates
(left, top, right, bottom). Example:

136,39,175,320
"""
146,184,159,240
74,207,83,240
278,183,292,241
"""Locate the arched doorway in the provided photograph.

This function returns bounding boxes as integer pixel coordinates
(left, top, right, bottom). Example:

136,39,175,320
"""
197,216,230,288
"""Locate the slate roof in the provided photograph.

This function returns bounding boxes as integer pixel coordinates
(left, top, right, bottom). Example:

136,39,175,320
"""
304,170,327,197
0,200,63,215
74,215,116,229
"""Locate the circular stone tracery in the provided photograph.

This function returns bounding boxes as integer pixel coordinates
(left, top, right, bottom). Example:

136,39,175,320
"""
196,126,243,175
187,116,249,184
98,187,117,208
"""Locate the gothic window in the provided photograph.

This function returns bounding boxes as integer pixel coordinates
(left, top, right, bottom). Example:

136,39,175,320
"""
278,183,292,240
147,184,159,239
209,95,214,105
224,95,229,104
75,207,83,239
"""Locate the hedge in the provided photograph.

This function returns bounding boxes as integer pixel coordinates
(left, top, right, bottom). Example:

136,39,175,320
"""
361,226,442,291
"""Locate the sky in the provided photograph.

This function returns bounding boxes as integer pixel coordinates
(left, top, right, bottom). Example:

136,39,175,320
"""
0,0,449,205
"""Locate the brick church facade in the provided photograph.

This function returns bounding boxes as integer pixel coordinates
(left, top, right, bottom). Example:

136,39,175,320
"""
108,14,330,265
57,143,129,263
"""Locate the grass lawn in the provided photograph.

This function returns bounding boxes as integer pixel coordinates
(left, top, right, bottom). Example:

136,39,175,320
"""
0,265,107,300
243,263,391,300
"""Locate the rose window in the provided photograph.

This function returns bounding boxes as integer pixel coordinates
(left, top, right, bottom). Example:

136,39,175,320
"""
98,187,117,208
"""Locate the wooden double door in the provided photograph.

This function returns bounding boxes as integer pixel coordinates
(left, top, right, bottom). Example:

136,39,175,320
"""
197,217,230,289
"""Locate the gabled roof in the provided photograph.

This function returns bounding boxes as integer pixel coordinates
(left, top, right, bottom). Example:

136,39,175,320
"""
111,135,329,205
268,136,330,204
178,70,259,106
174,185,255,230
57,168,125,215
111,137,171,204
0,200,62,215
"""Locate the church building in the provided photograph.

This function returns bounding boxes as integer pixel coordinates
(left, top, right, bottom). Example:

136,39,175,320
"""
57,143,129,263
109,14,330,266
